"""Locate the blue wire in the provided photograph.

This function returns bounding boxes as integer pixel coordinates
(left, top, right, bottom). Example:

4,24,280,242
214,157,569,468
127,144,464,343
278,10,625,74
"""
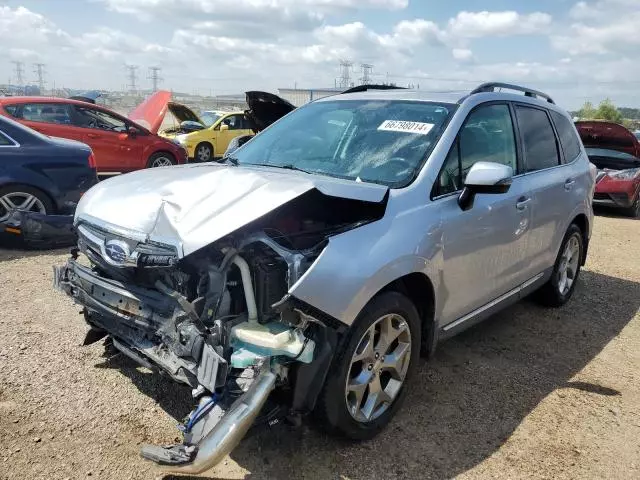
181,394,217,433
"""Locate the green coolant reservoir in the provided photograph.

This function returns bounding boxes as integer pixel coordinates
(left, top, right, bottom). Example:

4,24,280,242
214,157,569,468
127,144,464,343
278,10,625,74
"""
230,320,315,368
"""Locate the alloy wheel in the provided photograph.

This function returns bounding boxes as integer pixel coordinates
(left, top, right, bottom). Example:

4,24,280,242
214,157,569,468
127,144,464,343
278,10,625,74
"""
0,192,47,222
557,234,580,296
345,313,412,423
197,145,211,162
151,156,174,167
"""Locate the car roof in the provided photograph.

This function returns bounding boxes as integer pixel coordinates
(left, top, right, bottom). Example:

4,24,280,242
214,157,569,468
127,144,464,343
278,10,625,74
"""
0,96,106,108
314,84,567,114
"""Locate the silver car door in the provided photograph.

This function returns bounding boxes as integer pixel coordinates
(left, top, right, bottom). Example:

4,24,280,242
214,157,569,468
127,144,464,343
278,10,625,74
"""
433,103,534,325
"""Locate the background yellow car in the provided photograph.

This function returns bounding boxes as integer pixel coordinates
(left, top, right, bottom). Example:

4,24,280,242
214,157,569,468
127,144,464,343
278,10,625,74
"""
161,106,253,162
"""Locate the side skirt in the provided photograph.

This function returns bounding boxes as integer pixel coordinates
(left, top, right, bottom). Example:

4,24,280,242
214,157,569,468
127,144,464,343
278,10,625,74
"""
439,268,552,340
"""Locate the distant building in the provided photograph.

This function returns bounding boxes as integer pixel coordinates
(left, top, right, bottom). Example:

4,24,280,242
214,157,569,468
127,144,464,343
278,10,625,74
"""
277,87,343,107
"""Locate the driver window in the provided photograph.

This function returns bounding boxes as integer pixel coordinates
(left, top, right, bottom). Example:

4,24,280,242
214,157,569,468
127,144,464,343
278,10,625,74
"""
436,104,516,196
73,106,127,132
222,115,243,130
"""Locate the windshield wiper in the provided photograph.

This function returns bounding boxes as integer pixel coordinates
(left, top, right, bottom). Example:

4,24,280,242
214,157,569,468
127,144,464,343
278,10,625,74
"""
267,164,312,174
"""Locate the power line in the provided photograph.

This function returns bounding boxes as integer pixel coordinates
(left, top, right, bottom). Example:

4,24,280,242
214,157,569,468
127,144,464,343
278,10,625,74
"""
33,63,46,93
12,61,24,86
125,64,139,93
360,63,374,85
338,60,353,89
148,66,163,92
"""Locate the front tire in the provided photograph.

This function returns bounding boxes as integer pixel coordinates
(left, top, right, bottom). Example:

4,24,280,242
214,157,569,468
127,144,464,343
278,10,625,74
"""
146,152,176,168
316,291,420,440
535,224,584,307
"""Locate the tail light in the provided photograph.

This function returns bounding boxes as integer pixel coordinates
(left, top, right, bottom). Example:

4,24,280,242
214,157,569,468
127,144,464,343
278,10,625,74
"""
88,152,96,169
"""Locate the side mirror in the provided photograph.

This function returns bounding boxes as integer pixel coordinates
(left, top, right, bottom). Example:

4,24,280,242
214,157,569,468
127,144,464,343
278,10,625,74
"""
458,161,513,211
127,126,138,137
219,123,229,131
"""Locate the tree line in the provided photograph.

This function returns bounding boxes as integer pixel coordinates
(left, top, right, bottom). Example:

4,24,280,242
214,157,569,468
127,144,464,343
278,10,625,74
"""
571,99,640,130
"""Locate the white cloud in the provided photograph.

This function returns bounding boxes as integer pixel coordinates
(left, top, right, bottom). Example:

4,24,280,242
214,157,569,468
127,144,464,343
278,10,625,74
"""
553,1,640,55
452,48,474,62
447,11,552,38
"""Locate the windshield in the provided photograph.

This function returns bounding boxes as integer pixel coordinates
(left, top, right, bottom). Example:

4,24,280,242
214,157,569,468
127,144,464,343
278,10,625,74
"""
231,99,455,187
201,112,222,127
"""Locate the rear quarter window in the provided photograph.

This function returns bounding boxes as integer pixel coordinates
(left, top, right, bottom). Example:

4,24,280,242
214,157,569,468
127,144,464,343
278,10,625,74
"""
3,104,19,117
550,111,581,163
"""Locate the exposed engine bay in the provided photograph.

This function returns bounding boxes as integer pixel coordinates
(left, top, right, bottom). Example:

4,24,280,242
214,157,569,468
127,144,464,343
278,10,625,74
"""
53,190,385,474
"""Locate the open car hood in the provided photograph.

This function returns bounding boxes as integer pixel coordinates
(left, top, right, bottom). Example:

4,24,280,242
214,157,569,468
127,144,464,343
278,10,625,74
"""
75,163,388,257
576,121,640,157
128,90,172,134
167,102,203,126
244,91,295,133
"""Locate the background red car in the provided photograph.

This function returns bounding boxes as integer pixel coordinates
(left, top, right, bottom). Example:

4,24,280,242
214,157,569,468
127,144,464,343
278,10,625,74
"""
0,92,187,173
576,121,640,217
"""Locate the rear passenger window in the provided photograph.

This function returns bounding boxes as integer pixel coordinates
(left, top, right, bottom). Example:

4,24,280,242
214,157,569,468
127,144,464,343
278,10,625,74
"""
19,103,72,125
0,131,12,146
515,106,560,172
436,104,517,196
550,111,581,162
3,105,19,117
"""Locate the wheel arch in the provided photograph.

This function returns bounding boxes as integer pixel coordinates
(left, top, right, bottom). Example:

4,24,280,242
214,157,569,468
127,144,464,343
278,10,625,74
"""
378,272,437,357
570,213,590,265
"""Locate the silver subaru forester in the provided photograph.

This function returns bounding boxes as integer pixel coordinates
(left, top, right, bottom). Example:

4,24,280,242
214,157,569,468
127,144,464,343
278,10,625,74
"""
54,82,595,473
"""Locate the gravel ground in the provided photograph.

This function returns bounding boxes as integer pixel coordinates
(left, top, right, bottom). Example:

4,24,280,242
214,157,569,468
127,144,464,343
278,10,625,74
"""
1,213,639,480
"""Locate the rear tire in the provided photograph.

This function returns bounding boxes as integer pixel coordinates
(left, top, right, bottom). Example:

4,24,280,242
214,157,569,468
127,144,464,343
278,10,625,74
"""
146,152,176,168
535,224,584,307
0,185,53,223
194,142,214,162
315,291,420,441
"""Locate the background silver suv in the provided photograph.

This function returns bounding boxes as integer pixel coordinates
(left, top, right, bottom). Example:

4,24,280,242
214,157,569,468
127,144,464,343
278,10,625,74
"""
56,82,595,472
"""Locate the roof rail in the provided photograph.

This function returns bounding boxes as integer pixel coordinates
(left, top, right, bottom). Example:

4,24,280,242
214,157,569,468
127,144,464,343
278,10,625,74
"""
470,82,555,104
340,84,407,95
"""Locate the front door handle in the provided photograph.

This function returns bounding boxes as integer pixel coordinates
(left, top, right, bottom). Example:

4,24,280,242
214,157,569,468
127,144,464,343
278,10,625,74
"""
87,133,99,139
564,178,576,190
516,196,531,211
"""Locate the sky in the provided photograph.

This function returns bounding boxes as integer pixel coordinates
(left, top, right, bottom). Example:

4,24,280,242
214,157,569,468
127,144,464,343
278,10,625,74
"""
1,0,639,109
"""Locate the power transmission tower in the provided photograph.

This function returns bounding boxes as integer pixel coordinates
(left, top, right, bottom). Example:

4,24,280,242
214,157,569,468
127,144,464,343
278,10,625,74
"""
148,66,163,92
360,63,374,85
125,64,139,93
338,60,353,89
12,61,25,86
33,63,46,93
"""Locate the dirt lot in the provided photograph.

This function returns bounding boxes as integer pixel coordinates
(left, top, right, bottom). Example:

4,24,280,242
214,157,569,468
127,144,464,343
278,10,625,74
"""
1,213,639,480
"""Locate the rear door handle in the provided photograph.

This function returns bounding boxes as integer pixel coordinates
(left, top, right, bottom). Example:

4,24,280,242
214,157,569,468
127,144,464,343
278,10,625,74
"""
516,196,531,211
87,133,99,139
564,178,576,190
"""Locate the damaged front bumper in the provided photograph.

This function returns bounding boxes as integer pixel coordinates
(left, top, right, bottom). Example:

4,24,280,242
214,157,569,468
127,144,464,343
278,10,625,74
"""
54,251,335,473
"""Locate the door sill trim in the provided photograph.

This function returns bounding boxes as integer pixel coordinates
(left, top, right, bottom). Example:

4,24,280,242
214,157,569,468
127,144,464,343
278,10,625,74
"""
443,272,545,332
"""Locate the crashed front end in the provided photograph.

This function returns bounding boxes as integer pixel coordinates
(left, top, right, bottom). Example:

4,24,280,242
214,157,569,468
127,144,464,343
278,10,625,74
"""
53,168,386,473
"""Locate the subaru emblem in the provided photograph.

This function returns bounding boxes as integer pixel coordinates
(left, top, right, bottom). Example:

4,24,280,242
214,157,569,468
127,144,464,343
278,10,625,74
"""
104,239,130,265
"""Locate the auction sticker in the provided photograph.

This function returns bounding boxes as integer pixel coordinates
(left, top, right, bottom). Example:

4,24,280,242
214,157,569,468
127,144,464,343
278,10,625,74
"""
378,120,434,134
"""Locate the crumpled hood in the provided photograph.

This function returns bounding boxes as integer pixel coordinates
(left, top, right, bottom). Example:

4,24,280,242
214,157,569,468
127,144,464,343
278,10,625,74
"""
75,163,388,257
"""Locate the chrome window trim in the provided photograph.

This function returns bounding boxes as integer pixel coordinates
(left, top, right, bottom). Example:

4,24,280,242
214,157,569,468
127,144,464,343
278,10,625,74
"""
0,129,20,148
